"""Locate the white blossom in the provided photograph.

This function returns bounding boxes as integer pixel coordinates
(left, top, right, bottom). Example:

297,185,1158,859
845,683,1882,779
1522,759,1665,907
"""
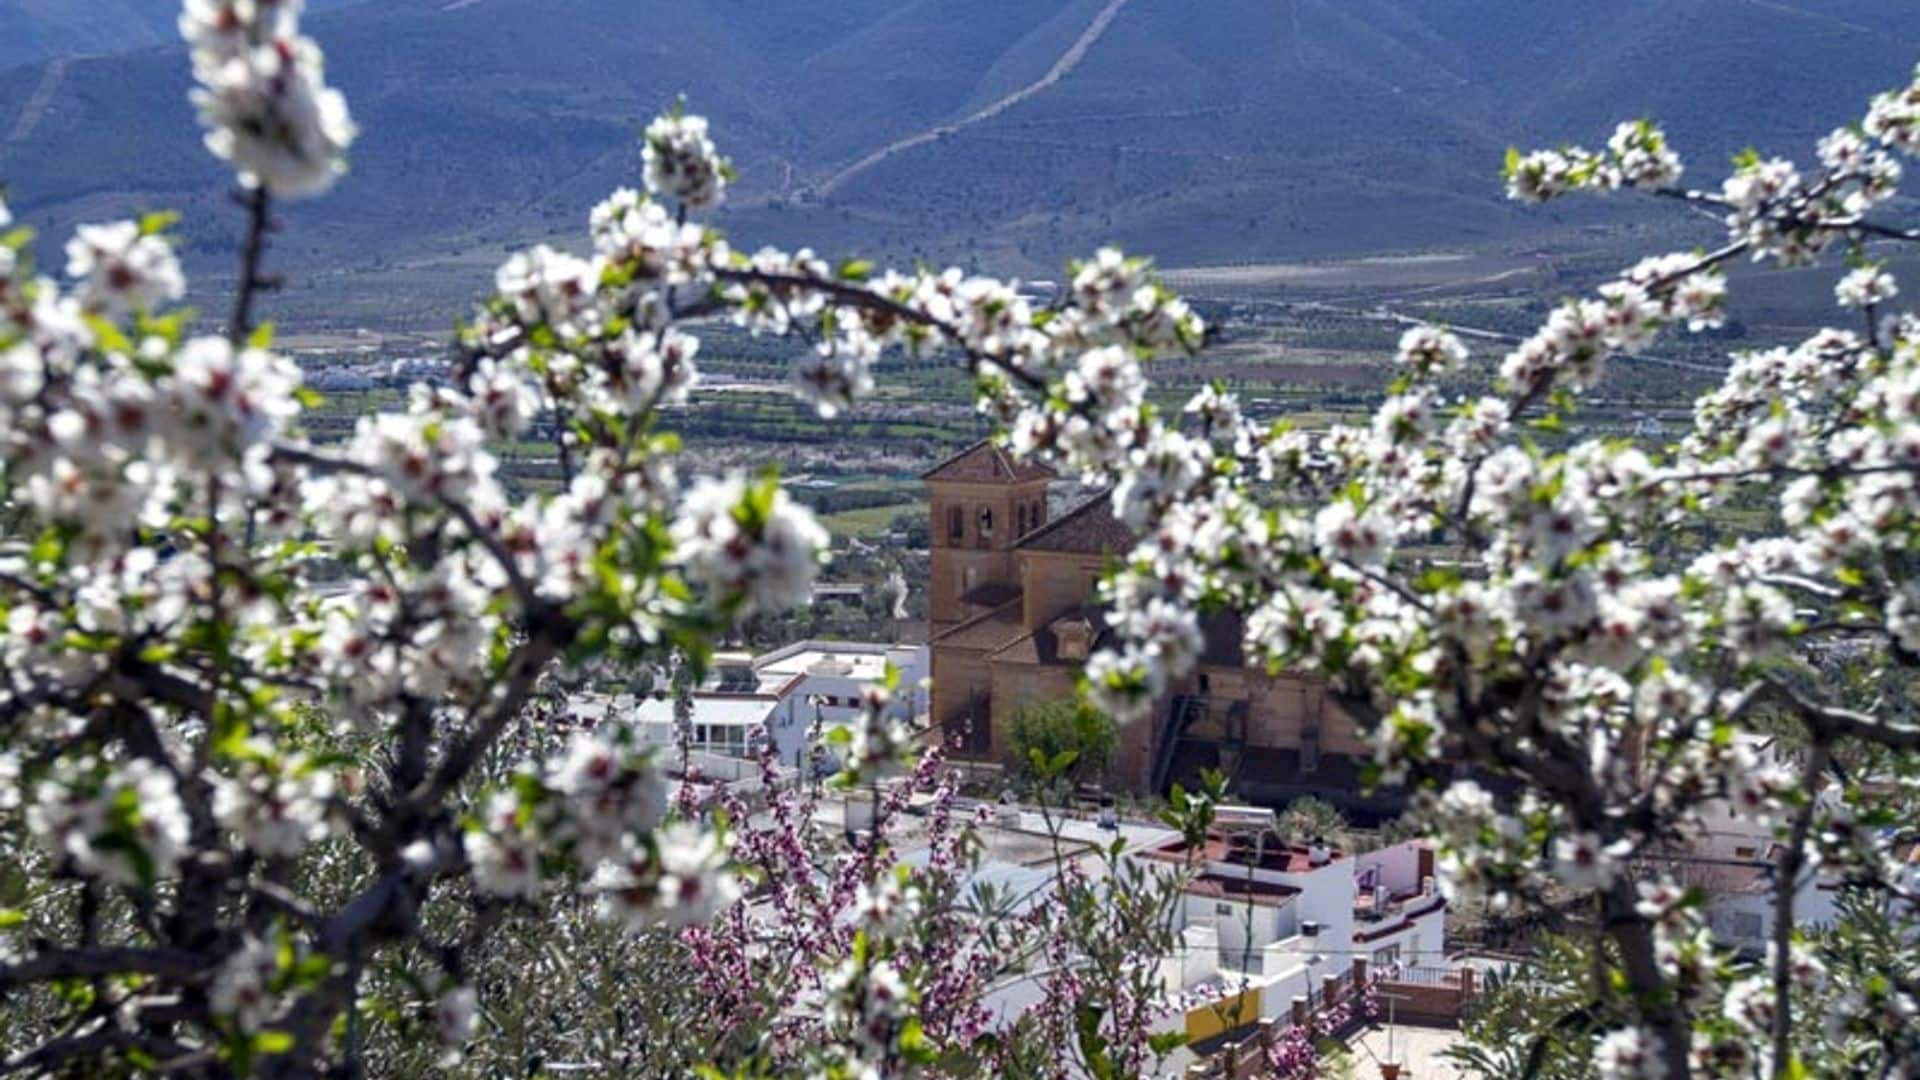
1836,265,1899,309
671,472,827,615
64,221,185,314
211,742,337,858
1595,1027,1669,1080
436,984,479,1047
642,112,728,209
593,821,739,930
190,34,355,197
27,756,190,886
209,937,281,1034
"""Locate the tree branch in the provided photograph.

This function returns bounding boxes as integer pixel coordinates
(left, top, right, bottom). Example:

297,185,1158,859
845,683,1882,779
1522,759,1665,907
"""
228,187,276,346
0,946,211,989
1771,742,1829,1078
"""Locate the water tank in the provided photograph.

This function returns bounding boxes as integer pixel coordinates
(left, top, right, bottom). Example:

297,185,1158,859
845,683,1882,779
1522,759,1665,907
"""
1215,805,1277,831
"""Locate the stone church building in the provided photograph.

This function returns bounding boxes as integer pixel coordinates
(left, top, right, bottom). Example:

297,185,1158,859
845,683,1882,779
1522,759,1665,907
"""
924,442,1402,815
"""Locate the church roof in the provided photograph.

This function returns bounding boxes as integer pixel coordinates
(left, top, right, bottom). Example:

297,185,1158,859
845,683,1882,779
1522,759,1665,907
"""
921,440,1054,484
1015,492,1135,555
959,581,1023,609
930,602,1029,653
988,608,1115,667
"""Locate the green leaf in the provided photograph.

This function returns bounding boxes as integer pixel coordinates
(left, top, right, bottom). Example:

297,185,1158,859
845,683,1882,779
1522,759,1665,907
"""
84,315,133,355
138,210,181,236
1148,1031,1189,1056
254,1030,294,1054
1075,1006,1115,1080
836,258,873,282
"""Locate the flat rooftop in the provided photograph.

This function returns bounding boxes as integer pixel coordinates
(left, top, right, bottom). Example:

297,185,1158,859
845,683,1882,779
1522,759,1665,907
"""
630,694,779,728
752,641,922,684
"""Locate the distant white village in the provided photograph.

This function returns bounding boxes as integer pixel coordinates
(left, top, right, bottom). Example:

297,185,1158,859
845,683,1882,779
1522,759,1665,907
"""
553,606,1851,1074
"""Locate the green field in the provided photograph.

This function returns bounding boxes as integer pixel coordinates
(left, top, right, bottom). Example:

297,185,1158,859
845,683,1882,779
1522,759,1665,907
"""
820,500,922,539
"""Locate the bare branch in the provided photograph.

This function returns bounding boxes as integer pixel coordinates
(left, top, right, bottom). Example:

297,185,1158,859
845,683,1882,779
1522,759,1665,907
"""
0,946,211,989
1772,742,1830,1078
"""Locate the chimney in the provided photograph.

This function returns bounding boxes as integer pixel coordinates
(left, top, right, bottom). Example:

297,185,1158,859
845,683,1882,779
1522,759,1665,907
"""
1053,616,1092,662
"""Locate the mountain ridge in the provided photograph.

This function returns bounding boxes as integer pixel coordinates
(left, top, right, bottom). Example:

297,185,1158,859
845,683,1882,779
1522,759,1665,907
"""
0,0,1912,328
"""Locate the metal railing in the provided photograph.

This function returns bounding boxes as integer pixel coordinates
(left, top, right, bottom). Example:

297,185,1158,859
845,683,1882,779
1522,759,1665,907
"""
1380,964,1461,988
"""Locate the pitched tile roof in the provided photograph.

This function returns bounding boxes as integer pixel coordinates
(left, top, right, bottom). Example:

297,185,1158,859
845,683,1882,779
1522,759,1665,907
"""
959,581,1023,609
1015,491,1135,555
921,440,1055,484
988,608,1114,667
930,603,1029,653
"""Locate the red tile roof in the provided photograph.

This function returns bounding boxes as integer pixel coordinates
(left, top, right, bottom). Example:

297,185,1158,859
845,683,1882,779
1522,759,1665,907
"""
1141,832,1347,873
988,608,1113,666
959,581,1024,609
930,603,1029,652
922,440,1054,484
1015,491,1135,555
1185,872,1302,909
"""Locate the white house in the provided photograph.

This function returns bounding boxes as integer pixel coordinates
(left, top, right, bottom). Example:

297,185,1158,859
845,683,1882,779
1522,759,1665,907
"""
560,641,930,772
1666,734,1845,952
1135,827,1447,1036
744,641,929,769
628,693,784,759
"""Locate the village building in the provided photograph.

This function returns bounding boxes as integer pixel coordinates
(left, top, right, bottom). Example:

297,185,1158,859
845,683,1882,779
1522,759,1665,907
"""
924,441,1393,812
563,640,928,774
1136,824,1450,1047
1640,733,1846,953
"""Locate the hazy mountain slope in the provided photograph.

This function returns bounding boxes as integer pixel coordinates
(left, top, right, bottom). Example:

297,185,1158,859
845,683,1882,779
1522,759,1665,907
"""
0,0,817,271
806,0,1563,263
795,0,1920,267
0,0,1911,322
0,0,371,71
794,0,1104,162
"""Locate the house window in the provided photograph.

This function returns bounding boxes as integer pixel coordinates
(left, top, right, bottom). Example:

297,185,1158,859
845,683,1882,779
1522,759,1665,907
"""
1734,845,1756,858
947,506,964,544
1215,902,1235,917
1730,911,1763,939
